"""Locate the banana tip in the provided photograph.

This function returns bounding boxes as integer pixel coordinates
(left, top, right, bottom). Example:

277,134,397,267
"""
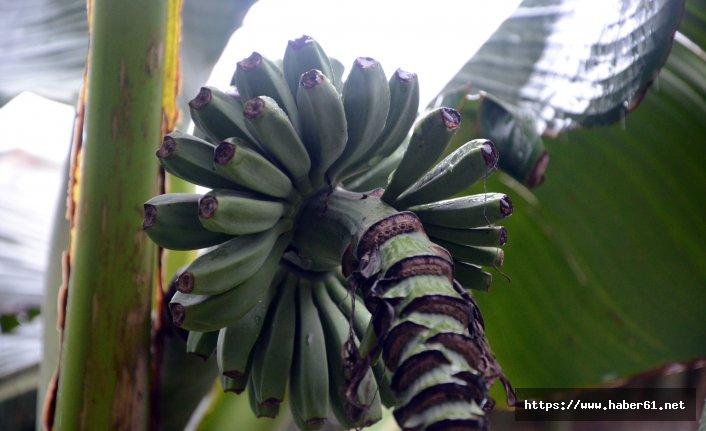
157,136,176,158
289,34,313,49
168,303,185,327
176,272,195,293
214,142,236,164
198,196,218,219
189,87,212,110
143,205,157,229
238,51,263,70
440,108,461,130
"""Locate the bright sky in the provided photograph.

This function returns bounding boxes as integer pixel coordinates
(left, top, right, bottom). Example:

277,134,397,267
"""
0,0,521,165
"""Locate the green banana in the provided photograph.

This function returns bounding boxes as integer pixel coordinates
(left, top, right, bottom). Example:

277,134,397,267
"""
289,278,329,430
216,268,284,379
454,261,493,292
410,193,513,229
143,193,232,250
175,221,290,295
188,86,256,144
157,131,242,190
233,51,301,134
213,138,296,200
344,142,405,192
198,188,291,235
424,224,508,248
169,232,291,332
434,238,504,268
247,372,277,418
394,139,499,208
221,374,249,394
381,107,462,203
327,57,390,182
186,330,219,360
296,69,348,187
324,274,368,343
283,35,336,98
313,280,382,429
242,96,312,193
249,273,297,418
365,69,420,169
329,57,345,92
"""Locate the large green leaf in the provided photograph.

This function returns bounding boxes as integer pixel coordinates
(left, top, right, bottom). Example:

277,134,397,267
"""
440,0,685,185
0,0,256,108
473,20,706,390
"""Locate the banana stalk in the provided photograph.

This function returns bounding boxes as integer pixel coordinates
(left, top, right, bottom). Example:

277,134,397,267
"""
54,0,167,429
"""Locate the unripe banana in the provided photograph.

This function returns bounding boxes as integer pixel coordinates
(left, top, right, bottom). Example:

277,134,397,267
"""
365,69,420,168
283,35,336,98
296,69,348,187
198,188,292,235
289,278,329,430
143,193,232,250
216,268,283,380
233,51,301,134
435,238,504,268
188,86,256,145
169,232,291,332
327,57,390,182
454,261,492,292
424,225,508,248
213,138,297,200
243,96,312,193
175,220,290,295
247,372,277,418
381,107,462,203
221,374,249,394
186,330,219,360
394,139,500,208
157,131,242,190
249,273,297,418
409,193,513,229
313,280,382,428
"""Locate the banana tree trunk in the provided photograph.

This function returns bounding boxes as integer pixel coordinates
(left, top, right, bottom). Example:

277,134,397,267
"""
53,0,167,429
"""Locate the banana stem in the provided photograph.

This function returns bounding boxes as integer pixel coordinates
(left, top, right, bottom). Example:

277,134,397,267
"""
53,0,168,429
290,187,397,272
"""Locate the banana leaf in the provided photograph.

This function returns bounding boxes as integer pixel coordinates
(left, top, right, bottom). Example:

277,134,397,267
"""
439,0,685,185
461,2,706,393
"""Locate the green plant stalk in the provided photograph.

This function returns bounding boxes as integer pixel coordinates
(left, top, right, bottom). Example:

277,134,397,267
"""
54,0,167,429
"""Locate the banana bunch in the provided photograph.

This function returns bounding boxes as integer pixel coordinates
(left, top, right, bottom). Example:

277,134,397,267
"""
144,34,513,431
